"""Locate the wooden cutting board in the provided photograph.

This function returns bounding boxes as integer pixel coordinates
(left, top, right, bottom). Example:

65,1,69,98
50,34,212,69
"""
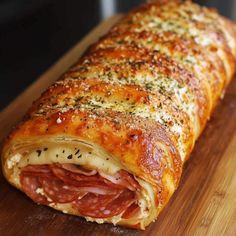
0,15,236,236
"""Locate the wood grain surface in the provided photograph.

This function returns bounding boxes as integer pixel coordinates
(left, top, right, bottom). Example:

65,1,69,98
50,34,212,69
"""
0,16,236,236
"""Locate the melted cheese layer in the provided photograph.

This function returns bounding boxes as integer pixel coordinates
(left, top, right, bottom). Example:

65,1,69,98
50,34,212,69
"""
4,136,157,229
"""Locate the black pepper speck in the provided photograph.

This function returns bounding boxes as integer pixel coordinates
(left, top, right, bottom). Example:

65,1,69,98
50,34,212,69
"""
36,150,42,157
75,149,80,155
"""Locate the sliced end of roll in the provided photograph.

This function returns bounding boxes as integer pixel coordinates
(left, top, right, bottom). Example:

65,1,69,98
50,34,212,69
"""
2,136,177,229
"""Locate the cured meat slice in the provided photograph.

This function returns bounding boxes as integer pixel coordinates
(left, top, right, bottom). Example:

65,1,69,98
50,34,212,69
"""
50,165,131,191
22,164,51,174
20,164,140,219
73,190,135,218
61,164,97,176
102,190,136,217
51,165,100,183
20,174,48,204
122,203,140,219
39,178,86,203
100,170,140,191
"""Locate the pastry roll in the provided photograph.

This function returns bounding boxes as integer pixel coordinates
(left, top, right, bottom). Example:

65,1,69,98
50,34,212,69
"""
2,0,236,230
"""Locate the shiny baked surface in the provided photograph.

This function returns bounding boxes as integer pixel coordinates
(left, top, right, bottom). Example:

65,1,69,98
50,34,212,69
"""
2,0,236,230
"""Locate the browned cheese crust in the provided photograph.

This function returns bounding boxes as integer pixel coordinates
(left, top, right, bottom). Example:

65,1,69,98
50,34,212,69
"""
2,0,236,229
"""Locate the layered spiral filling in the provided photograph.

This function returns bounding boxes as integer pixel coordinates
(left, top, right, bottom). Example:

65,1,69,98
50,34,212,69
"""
20,164,142,220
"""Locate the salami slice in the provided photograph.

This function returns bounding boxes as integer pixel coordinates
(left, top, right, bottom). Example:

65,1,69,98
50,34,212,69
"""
22,164,51,173
100,170,140,191
61,164,97,176
72,192,121,218
20,164,140,219
122,203,140,219
51,165,122,191
73,190,135,218
51,165,99,183
21,164,56,178
102,190,136,217
117,171,140,191
20,174,49,204
39,178,86,203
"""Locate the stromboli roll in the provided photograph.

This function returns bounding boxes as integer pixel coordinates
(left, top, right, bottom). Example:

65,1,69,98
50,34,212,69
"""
2,0,236,230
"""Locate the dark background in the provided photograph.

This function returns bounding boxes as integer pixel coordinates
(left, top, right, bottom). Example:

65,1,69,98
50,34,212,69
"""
0,0,235,110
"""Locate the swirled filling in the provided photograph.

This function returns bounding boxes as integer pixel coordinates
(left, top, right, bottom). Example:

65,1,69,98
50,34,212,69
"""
20,164,141,219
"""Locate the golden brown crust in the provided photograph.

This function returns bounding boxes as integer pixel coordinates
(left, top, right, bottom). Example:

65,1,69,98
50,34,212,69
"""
7,102,183,187
2,0,236,230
